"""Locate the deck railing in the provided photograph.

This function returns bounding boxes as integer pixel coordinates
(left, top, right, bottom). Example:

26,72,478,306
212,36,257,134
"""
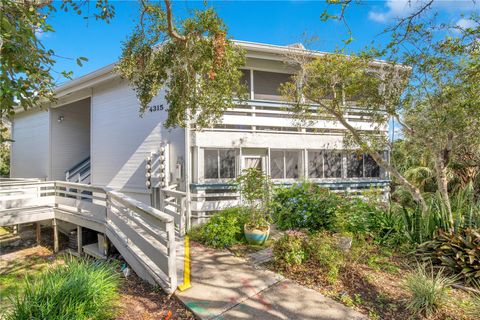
0,179,177,293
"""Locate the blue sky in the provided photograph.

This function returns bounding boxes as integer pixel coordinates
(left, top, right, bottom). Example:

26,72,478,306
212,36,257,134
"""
41,0,479,84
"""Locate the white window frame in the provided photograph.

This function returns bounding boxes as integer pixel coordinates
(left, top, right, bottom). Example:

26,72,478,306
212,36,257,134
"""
269,149,302,180
203,148,237,182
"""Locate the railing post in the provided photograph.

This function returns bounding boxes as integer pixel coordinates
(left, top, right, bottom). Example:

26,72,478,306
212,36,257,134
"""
77,225,83,255
166,221,177,292
52,218,59,253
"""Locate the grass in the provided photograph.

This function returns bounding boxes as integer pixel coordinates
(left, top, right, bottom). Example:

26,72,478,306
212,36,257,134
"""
404,264,454,317
2,256,121,320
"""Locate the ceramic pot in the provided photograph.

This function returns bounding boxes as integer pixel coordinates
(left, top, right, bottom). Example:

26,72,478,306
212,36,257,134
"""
244,224,270,245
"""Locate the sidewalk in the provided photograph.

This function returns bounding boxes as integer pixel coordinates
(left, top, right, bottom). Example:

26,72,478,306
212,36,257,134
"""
176,242,366,320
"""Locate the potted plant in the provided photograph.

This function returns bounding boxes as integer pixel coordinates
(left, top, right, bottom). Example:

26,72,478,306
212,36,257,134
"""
235,168,273,245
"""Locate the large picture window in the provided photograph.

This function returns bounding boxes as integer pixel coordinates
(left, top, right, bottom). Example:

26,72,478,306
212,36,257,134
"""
204,149,236,179
270,150,300,179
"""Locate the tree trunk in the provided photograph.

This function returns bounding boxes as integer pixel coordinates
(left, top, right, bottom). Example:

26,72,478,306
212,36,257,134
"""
331,110,429,214
434,151,454,233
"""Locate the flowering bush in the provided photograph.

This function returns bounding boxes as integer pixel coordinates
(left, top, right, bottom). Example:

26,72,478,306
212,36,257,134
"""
272,182,342,231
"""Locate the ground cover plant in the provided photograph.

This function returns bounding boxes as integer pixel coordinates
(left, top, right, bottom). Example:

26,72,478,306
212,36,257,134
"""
3,256,121,320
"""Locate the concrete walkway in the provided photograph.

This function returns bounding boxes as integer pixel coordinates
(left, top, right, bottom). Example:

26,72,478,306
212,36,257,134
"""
176,242,366,320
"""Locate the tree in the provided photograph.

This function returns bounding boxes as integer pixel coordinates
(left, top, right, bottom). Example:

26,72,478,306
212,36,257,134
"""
281,50,430,213
115,0,246,129
0,0,114,142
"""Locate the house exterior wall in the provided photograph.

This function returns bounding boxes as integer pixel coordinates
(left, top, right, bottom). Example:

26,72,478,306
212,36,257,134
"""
50,98,91,180
10,108,50,179
90,79,185,201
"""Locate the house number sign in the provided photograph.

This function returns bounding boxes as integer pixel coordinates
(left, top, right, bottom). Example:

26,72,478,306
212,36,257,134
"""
148,104,164,112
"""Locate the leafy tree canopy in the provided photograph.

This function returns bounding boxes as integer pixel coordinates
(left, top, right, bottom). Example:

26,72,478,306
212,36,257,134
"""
115,0,246,129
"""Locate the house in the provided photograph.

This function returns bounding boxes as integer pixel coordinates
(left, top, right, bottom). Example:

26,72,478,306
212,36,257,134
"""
9,40,390,228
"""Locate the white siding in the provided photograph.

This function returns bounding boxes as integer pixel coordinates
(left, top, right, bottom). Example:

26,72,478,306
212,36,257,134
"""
91,80,184,195
50,98,91,180
11,109,49,179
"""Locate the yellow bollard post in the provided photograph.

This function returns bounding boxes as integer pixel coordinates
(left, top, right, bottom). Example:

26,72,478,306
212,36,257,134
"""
178,236,192,291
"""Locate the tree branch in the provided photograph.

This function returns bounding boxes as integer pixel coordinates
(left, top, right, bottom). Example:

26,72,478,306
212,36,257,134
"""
164,0,186,42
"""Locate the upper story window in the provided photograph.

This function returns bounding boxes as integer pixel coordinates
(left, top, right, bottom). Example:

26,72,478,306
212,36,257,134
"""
270,150,300,179
240,69,293,102
204,149,236,179
308,150,342,179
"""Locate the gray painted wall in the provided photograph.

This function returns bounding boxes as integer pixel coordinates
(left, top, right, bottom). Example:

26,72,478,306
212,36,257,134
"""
11,109,50,179
50,98,91,180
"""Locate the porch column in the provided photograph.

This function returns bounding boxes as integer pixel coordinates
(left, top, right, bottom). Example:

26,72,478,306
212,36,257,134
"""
52,219,59,253
77,225,83,255
36,222,42,245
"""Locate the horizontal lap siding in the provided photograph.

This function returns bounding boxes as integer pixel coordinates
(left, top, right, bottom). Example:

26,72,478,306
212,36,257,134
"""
91,80,184,197
11,109,49,179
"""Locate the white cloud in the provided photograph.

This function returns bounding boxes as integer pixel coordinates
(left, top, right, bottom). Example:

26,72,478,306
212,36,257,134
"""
368,0,413,23
456,18,477,30
368,0,479,24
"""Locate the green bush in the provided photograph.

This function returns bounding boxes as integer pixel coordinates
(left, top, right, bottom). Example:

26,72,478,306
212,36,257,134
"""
189,207,247,248
4,257,121,320
416,228,480,284
272,182,342,231
307,232,345,283
404,264,453,317
273,231,308,266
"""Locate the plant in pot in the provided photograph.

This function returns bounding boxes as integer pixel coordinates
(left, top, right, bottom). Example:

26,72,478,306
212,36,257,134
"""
235,168,273,245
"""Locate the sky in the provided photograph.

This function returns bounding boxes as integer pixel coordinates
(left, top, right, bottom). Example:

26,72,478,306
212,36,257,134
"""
40,0,479,84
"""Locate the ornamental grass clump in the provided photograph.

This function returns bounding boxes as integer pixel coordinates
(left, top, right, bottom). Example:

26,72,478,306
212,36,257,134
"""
4,257,121,320
404,264,454,317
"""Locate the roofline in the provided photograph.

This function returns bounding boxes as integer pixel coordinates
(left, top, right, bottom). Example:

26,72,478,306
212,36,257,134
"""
49,40,404,101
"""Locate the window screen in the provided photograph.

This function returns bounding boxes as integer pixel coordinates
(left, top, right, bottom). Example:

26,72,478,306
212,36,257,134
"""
285,151,300,179
219,149,236,178
308,151,324,178
324,151,342,178
205,150,219,179
270,150,284,179
347,153,363,178
253,71,291,101
240,69,251,96
204,149,236,179
364,154,380,178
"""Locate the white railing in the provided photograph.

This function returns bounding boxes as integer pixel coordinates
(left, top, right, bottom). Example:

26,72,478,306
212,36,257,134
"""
0,179,177,293
160,185,187,236
65,157,91,184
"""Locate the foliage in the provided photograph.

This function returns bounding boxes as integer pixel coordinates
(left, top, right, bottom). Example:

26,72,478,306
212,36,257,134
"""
272,182,342,232
0,0,114,141
3,257,121,320
272,231,307,267
188,207,247,248
404,264,453,317
116,1,246,128
416,229,480,284
0,125,10,176
306,232,344,283
235,168,273,229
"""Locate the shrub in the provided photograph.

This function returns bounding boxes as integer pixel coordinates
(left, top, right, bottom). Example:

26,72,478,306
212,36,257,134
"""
416,228,480,284
273,231,308,267
4,257,121,320
189,207,247,248
404,264,453,317
307,232,345,283
272,182,342,231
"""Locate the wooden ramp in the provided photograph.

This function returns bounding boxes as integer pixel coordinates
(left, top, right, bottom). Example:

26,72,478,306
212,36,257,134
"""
0,180,178,294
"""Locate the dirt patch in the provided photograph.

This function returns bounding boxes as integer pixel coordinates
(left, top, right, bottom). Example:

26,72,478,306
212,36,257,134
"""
266,255,474,320
117,275,195,320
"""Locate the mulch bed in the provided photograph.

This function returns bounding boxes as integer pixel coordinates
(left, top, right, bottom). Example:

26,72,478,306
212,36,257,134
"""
265,256,474,320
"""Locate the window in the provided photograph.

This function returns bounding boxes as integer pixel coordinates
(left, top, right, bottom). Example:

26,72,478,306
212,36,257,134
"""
253,71,292,101
240,69,251,96
324,151,342,178
204,149,236,179
308,151,323,178
346,153,381,178
270,150,300,179
309,150,342,179
347,153,364,178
